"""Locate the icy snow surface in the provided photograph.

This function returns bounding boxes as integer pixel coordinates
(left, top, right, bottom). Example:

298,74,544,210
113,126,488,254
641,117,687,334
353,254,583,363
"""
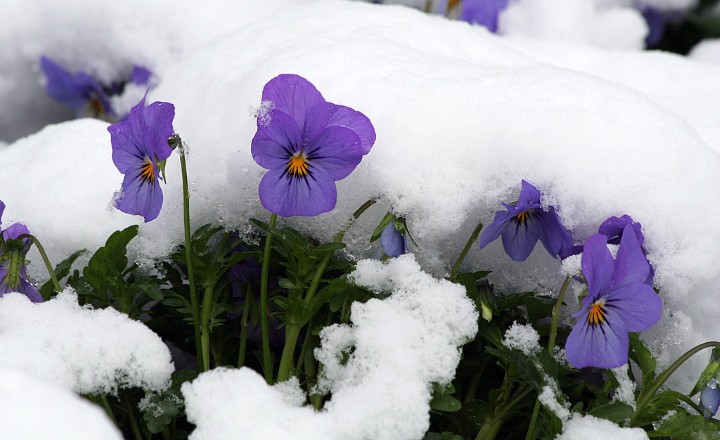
182,255,477,439
0,367,123,440
0,289,173,394
556,414,649,440
2,0,720,398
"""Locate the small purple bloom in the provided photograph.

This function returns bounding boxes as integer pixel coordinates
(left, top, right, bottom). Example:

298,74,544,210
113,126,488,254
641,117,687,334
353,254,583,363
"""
251,74,375,217
131,66,152,85
109,96,175,222
380,222,407,258
598,215,644,246
40,56,113,117
701,380,720,417
565,225,662,369
0,204,42,302
479,180,574,261
460,0,510,32
641,7,665,48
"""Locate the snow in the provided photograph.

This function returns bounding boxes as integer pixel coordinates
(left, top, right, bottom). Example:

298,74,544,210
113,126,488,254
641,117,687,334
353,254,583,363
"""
0,289,173,394
689,39,720,65
502,322,542,355
182,255,478,439
0,367,123,440
611,364,637,409
2,0,720,436
556,414,649,440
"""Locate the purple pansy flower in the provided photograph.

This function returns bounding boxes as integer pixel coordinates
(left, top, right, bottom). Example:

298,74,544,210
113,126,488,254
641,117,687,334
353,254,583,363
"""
109,96,175,222
459,0,510,32
599,215,644,246
40,56,113,118
380,222,407,258
131,66,152,85
641,6,665,48
479,180,574,261
251,74,375,217
0,203,42,302
565,225,662,369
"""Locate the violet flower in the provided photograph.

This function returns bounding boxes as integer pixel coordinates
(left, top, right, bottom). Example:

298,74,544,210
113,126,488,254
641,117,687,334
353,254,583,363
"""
380,222,407,258
565,225,662,369
479,180,574,261
596,215,654,285
459,0,510,32
40,56,113,118
0,202,42,302
108,96,175,222
702,380,720,418
251,74,375,217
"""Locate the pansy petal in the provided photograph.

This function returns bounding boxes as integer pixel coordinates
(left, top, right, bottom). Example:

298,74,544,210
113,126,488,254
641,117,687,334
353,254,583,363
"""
517,180,542,208
305,126,363,181
380,223,406,258
326,103,376,154
479,210,513,248
598,215,643,245
131,66,152,85
115,167,163,222
258,166,336,217
142,101,175,160
701,385,720,417
536,208,565,257
605,284,662,332
0,265,43,303
40,56,88,110
261,74,328,141
612,224,650,290
581,234,614,301
251,110,303,170
110,119,149,173
460,0,510,32
0,199,5,226
565,307,628,369
500,213,542,261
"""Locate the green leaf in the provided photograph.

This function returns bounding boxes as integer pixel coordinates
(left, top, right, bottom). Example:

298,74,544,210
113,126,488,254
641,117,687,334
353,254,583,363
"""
132,277,164,301
650,412,720,438
313,242,347,253
370,212,395,243
430,394,462,413
588,403,633,423
40,249,86,298
629,332,656,392
691,345,720,397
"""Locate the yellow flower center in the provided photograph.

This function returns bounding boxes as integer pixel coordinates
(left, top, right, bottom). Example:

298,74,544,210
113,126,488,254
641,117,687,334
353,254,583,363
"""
514,210,531,224
287,153,310,177
587,300,607,326
140,160,155,183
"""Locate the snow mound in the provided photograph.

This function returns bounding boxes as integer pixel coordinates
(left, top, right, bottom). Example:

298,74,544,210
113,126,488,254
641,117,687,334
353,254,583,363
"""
556,414,649,440
0,367,123,440
0,288,174,394
182,254,478,439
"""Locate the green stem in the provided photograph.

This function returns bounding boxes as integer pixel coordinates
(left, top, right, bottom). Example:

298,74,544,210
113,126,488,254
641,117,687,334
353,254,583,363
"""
547,277,573,353
475,386,533,440
200,283,214,372
524,401,541,440
630,341,720,425
100,394,117,425
295,319,314,374
260,213,278,383
276,324,302,382
449,222,483,279
124,394,143,440
237,285,252,368
304,198,376,306
25,235,61,293
178,140,202,372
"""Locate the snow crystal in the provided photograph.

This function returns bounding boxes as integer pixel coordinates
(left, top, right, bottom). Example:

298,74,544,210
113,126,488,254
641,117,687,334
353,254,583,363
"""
556,414,649,440
182,255,478,439
502,322,542,355
0,367,123,440
0,289,174,394
539,377,571,421
611,364,637,409
253,100,276,127
560,254,582,278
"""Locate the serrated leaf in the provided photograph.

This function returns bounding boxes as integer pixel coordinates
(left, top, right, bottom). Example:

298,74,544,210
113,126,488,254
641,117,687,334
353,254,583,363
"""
650,412,720,438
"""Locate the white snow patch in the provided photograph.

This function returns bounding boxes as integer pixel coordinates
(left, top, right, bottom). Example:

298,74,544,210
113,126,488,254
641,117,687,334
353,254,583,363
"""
0,367,123,440
182,255,477,439
540,376,572,421
556,414,649,440
611,364,637,409
0,288,174,394
502,321,541,355
689,39,720,65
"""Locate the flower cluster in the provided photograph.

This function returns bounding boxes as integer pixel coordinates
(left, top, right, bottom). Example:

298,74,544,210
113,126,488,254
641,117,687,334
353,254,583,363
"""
0,200,42,302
